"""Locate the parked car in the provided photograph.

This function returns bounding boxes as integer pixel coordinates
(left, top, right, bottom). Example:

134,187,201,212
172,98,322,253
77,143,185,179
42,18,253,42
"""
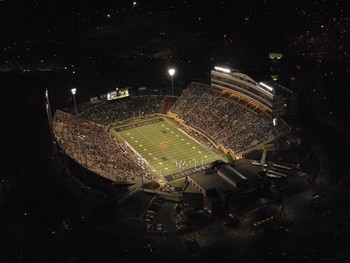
145,214,154,219
177,224,188,230
146,223,154,231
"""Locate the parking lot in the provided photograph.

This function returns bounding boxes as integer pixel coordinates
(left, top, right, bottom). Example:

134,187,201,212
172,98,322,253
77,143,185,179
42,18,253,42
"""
140,196,256,254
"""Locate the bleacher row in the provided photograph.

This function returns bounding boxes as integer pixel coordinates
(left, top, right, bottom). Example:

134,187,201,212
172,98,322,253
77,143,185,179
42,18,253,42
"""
79,95,166,126
53,110,147,182
169,82,289,154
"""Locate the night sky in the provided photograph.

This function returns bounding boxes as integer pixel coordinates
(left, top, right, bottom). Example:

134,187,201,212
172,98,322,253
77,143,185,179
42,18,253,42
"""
1,0,350,262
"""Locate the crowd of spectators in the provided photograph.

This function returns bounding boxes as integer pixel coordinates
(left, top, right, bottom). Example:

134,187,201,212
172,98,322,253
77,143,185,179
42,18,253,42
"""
79,95,166,126
169,82,289,154
51,88,289,182
178,126,216,152
52,110,146,182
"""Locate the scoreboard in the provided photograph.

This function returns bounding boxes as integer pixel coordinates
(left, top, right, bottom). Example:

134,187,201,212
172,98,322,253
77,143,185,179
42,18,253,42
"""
107,87,130,101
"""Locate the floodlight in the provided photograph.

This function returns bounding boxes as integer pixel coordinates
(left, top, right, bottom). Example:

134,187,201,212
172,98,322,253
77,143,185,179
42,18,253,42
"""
214,66,231,73
273,118,277,126
168,68,176,96
259,82,273,92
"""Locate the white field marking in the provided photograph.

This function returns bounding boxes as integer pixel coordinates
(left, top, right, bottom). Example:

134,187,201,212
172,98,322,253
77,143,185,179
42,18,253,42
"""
144,149,147,151
127,133,130,135
135,140,138,143
149,153,152,155
161,124,165,126
198,151,202,153
192,147,196,149
159,162,163,165
139,144,142,147
164,167,168,170
171,131,174,133
176,135,179,137
181,139,185,141
204,155,208,158
166,128,170,130
131,136,134,139
186,142,190,145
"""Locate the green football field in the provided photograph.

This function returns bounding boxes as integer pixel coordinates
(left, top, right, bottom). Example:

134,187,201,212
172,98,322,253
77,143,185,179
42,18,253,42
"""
114,118,219,179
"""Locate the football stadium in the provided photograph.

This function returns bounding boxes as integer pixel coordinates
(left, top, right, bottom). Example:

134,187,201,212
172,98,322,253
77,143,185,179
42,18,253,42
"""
51,67,291,184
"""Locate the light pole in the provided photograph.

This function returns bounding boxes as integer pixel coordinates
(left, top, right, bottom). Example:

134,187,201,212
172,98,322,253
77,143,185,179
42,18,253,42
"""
273,117,277,161
168,68,175,96
71,88,85,176
45,89,54,146
272,85,276,162
71,88,77,115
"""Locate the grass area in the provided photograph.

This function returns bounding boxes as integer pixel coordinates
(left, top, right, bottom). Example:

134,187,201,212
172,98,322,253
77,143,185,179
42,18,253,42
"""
113,117,220,178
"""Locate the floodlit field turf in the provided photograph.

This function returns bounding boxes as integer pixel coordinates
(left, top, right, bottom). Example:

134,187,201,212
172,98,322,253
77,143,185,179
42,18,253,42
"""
115,118,219,178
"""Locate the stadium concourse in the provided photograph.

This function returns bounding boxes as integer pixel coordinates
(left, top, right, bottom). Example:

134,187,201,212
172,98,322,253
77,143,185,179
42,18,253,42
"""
52,84,290,183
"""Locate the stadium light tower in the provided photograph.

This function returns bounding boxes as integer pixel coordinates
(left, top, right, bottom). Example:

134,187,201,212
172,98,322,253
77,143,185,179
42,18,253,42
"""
70,88,86,176
45,89,54,143
273,117,277,160
71,88,77,115
168,68,175,96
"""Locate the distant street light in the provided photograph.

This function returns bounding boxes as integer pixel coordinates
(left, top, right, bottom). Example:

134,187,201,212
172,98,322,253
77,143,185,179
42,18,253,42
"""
71,88,77,115
168,68,175,96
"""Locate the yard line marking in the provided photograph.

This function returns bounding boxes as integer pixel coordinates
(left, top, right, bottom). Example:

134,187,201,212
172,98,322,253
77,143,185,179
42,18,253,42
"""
115,118,220,177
